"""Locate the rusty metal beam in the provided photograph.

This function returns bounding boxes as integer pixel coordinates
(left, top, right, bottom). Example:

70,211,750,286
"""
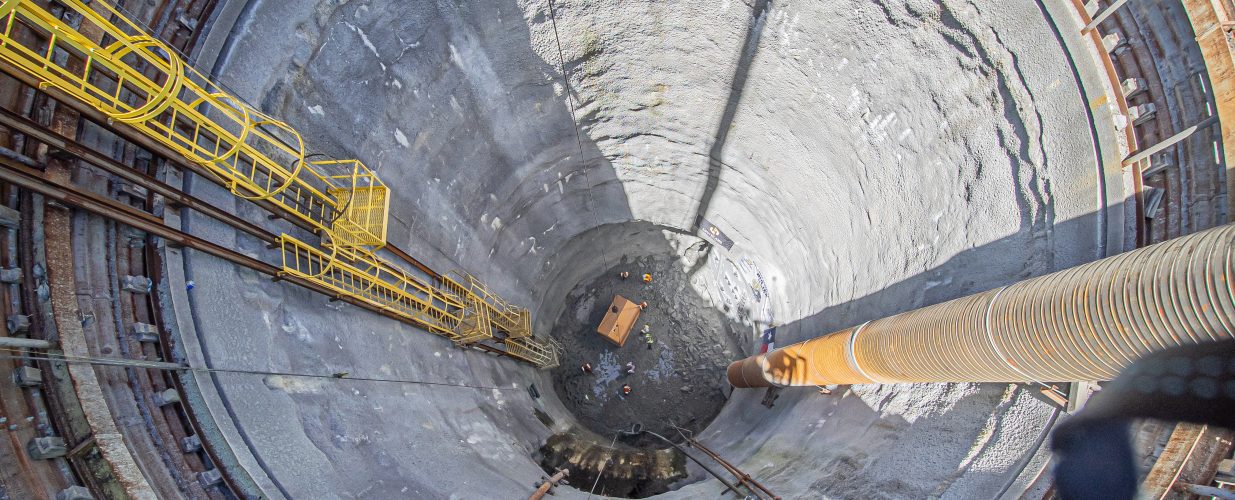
729,224,1235,387
529,469,568,500
1142,424,1235,500
685,435,780,500
0,106,277,244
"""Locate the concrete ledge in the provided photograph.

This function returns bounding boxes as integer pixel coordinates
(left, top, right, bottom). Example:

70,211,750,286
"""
193,0,254,74
1043,0,1139,255
154,166,285,500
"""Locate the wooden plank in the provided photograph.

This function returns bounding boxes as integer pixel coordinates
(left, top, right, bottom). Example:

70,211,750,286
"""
596,295,640,347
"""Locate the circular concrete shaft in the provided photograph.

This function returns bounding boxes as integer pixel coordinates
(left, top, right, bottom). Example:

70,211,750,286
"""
178,0,1136,497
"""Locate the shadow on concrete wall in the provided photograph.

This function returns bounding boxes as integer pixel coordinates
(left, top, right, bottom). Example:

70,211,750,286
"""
233,0,639,305
771,210,1105,349
203,0,652,498
692,0,771,237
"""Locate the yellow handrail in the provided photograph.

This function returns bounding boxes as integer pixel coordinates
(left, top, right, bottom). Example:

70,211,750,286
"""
0,0,388,250
278,235,464,337
0,0,553,366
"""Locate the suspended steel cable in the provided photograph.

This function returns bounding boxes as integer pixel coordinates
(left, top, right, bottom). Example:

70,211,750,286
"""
0,348,516,391
546,0,610,271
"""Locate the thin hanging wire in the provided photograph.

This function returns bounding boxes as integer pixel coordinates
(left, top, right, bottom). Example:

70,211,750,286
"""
0,347,516,391
546,0,610,272
587,432,620,498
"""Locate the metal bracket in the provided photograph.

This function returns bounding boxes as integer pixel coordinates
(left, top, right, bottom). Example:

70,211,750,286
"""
760,386,781,408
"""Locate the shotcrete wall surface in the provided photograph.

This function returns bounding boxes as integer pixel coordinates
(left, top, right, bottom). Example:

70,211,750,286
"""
176,0,1125,497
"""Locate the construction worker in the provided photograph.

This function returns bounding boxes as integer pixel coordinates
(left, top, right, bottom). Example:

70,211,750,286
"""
645,333,654,350
621,384,632,396
619,271,630,279
642,273,653,284
581,362,593,374
638,301,648,310
641,324,650,335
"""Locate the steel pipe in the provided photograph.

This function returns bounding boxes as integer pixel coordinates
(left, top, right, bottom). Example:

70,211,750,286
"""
729,224,1235,388
0,337,52,349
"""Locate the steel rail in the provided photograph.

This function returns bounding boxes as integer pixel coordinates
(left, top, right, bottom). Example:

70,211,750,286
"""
3,1,260,496
106,181,224,497
682,437,778,499
0,150,537,367
668,424,778,500
638,430,741,496
0,99,439,280
0,106,275,243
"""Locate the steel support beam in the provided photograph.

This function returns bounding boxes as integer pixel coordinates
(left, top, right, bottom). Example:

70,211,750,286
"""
1082,0,1130,33
0,337,51,349
1123,115,1219,167
729,224,1235,388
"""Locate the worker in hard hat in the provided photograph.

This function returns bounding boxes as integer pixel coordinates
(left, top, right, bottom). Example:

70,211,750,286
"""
621,384,632,396
619,271,630,279
642,273,652,283
645,333,654,350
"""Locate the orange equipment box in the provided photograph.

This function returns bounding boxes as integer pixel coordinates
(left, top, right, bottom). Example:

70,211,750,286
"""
597,295,641,347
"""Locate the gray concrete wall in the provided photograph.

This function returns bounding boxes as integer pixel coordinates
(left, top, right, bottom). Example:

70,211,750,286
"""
177,0,1124,497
